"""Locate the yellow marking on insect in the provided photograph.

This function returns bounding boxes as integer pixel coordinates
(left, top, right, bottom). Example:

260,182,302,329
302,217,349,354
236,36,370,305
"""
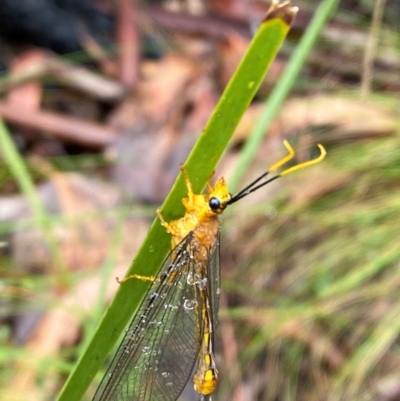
194,367,218,395
157,165,229,250
92,141,326,401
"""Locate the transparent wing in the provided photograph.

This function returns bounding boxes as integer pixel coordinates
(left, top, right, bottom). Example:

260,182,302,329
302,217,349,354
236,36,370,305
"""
93,233,211,401
208,231,221,339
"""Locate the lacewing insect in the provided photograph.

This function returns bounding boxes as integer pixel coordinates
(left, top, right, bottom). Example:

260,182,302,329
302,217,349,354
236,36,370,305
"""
93,141,326,401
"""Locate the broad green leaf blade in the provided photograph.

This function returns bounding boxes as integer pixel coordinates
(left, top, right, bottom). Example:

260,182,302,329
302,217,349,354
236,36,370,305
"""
57,3,297,400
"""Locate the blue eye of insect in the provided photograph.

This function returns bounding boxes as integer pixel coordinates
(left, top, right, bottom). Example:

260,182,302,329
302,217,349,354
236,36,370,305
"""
209,197,221,211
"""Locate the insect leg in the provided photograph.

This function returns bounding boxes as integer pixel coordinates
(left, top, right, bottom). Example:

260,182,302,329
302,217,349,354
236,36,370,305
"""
116,274,156,284
180,164,194,195
206,170,216,193
157,207,175,231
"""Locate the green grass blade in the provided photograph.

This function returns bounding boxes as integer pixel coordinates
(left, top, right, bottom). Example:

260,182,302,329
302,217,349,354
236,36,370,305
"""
57,3,297,400
0,119,67,278
229,0,341,191
0,119,47,223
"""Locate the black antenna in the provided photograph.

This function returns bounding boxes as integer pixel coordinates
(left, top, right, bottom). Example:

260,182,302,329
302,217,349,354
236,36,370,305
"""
227,141,326,205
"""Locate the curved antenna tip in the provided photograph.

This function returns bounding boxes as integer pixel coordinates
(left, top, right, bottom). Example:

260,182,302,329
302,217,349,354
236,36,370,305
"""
280,143,326,176
317,144,327,159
